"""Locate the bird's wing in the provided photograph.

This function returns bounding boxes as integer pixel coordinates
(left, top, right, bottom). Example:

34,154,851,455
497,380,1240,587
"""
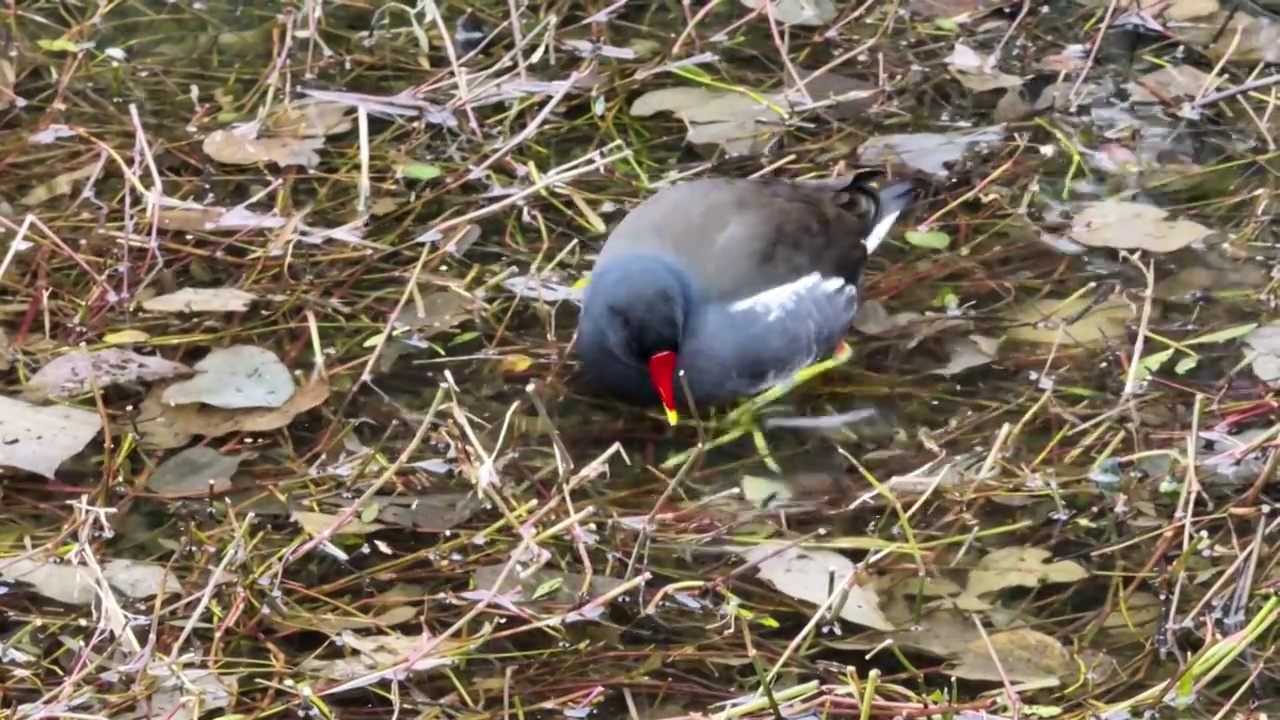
598,177,904,304
679,272,858,401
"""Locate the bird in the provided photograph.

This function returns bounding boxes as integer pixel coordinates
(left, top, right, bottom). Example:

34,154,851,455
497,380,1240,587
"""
574,172,915,424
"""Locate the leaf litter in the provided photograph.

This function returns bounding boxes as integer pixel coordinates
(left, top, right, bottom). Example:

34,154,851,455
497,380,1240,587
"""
0,397,102,478
160,345,296,410
5,0,1279,716
141,287,259,313
132,375,329,449
147,445,245,495
24,347,191,400
0,557,182,605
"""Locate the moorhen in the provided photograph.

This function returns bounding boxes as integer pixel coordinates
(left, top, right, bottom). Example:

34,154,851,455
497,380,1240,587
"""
576,173,915,424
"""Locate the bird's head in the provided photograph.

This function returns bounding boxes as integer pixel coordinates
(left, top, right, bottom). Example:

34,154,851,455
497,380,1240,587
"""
578,256,693,425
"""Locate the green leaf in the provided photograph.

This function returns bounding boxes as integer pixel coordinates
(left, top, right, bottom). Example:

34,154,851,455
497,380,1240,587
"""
933,17,960,33
360,503,381,523
1183,322,1259,346
904,230,951,250
1138,348,1174,377
399,163,443,181
449,330,481,346
673,66,713,81
532,577,563,600
1174,355,1199,375
37,38,81,53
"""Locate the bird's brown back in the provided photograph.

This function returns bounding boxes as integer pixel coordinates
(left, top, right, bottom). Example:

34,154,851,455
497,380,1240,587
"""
596,176,880,303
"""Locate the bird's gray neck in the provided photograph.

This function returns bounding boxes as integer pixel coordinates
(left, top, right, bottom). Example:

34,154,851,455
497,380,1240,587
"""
586,253,699,308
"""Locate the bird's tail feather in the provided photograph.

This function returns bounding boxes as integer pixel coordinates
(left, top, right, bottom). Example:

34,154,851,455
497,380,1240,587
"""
862,181,915,256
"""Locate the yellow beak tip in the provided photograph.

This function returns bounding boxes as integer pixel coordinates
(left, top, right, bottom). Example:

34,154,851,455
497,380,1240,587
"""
664,408,679,426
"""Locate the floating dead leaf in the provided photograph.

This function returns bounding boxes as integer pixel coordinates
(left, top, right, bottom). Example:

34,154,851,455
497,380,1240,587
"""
322,492,480,533
472,564,626,606
102,329,152,344
500,354,535,373
1244,322,1280,387
994,80,1084,122
142,287,259,313
503,274,583,303
837,608,983,659
783,69,880,119
115,670,237,720
24,347,191,400
18,163,98,206
296,630,457,680
1036,45,1089,72
964,546,1088,598
203,125,325,168
741,474,795,506
0,58,15,111
931,335,999,376
853,299,973,347
738,0,837,25
882,461,967,497
277,604,420,634
1126,64,1224,103
0,326,11,371
148,445,244,495
733,541,893,631
885,604,983,655
393,292,475,339
630,86,785,156
266,98,354,137
154,204,235,232
859,125,1006,178
1195,8,1280,64
0,397,101,478
1068,200,1215,252
1004,296,1135,347
134,376,329,449
292,510,386,536
0,557,182,605
1157,264,1268,302
945,43,1023,92
151,199,363,245
907,0,995,19
161,345,295,410
948,628,1073,685
1099,591,1162,637
1075,0,1220,24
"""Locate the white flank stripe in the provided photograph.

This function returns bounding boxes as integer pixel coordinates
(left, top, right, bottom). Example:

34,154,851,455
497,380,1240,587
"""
862,206,904,257
725,273,850,322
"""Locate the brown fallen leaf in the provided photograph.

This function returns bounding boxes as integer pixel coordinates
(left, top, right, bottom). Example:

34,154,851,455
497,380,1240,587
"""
142,288,259,313
203,126,325,168
907,0,994,19
292,510,386,536
0,557,183,606
132,377,331,449
0,326,12,371
1069,200,1215,252
147,445,245,495
948,627,1074,685
18,163,98,206
1004,296,1136,347
24,347,192,400
945,43,1024,92
265,98,354,137
1126,64,1224,103
0,397,102,478
0,58,15,111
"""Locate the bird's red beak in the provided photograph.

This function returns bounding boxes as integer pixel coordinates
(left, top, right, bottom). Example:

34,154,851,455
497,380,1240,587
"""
647,350,679,425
